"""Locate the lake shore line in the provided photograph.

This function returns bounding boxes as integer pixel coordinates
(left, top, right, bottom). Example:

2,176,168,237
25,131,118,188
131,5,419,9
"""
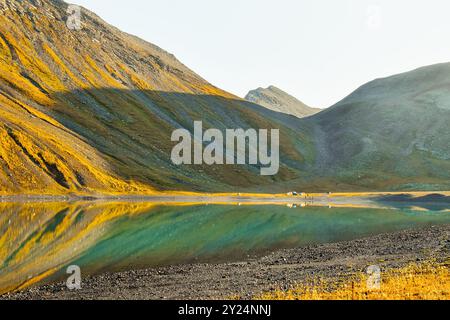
0,192,449,211
3,225,449,300
1,191,449,202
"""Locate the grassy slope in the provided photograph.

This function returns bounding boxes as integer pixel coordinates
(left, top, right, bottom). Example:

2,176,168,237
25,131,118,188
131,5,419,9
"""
0,0,312,195
0,0,448,195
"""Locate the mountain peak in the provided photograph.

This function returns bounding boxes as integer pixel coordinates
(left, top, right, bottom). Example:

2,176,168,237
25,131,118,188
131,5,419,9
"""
245,86,321,118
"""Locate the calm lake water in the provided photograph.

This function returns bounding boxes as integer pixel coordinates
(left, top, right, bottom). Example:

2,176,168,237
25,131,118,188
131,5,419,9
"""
1,201,449,294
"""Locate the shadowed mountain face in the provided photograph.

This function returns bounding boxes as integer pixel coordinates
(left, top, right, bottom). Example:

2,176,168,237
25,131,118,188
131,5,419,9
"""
311,63,450,191
49,89,314,192
0,0,449,195
245,86,321,119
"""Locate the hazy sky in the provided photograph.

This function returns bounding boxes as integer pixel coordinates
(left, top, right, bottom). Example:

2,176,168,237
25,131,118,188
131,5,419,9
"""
70,0,450,108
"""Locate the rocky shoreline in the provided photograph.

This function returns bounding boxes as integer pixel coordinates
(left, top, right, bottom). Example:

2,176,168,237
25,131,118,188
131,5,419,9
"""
2,225,449,300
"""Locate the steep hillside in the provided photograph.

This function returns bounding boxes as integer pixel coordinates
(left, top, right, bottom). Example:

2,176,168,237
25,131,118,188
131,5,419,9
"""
0,0,312,195
245,86,321,118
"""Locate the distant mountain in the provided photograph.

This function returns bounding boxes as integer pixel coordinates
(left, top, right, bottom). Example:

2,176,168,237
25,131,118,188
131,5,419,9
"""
0,0,448,194
245,86,321,118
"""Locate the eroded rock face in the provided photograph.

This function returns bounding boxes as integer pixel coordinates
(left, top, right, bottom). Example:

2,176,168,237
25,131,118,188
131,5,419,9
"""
245,86,321,118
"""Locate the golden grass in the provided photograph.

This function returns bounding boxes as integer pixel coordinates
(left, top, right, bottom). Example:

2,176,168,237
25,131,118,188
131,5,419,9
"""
257,261,450,300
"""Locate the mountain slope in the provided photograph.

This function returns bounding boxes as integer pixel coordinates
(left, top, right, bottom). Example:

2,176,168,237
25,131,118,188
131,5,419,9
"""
307,63,450,191
0,0,449,194
0,0,312,195
245,86,321,118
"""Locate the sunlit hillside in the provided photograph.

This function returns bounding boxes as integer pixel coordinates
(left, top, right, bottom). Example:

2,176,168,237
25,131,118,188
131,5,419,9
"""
0,0,449,195
0,0,311,195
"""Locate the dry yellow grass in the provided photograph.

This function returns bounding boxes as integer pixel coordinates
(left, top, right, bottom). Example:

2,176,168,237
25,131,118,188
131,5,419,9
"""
258,261,450,300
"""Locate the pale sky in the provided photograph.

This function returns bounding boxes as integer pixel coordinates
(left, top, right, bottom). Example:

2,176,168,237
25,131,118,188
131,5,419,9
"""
69,0,450,108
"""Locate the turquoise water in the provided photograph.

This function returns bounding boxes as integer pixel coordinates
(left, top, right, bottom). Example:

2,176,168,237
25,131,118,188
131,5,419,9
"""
1,202,449,293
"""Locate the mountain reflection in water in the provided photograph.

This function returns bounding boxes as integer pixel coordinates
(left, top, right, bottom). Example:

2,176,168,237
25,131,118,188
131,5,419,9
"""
1,201,449,294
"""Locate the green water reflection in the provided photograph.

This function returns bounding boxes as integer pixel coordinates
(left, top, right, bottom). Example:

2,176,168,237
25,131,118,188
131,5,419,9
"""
1,201,449,294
